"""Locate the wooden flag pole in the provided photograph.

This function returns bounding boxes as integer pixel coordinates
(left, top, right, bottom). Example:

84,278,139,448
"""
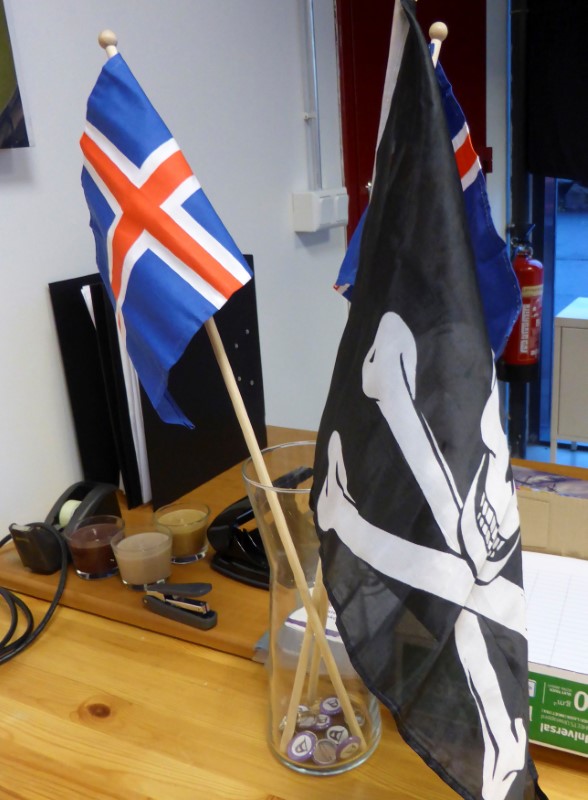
205,317,365,749
307,568,329,703
279,559,328,751
96,29,364,750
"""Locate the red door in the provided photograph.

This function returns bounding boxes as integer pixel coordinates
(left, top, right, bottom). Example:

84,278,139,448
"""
336,0,488,236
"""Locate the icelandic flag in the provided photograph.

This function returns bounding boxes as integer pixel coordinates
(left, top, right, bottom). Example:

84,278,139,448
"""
80,54,252,427
334,54,520,360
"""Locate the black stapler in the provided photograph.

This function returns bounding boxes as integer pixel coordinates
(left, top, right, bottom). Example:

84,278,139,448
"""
143,582,217,630
207,465,314,590
208,496,269,589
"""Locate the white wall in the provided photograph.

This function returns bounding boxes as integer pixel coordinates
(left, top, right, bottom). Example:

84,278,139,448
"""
0,0,348,531
0,1,510,535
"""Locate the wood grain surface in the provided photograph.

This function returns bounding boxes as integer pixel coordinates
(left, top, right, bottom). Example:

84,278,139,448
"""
2,596,586,800
1,428,588,797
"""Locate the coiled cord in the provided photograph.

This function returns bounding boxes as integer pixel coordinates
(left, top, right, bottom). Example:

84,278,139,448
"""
0,529,68,664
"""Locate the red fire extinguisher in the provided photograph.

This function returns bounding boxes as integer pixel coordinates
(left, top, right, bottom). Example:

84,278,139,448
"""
501,243,544,367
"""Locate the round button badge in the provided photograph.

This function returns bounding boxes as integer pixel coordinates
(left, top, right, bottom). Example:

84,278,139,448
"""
312,713,331,730
312,738,338,766
320,696,342,716
286,730,317,763
297,714,317,730
337,735,361,761
326,724,349,745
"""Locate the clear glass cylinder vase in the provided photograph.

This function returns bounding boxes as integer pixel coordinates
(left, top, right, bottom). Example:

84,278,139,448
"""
242,441,381,775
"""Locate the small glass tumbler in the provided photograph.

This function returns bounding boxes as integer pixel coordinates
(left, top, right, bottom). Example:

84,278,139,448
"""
242,441,381,775
65,515,123,580
111,526,172,589
153,502,210,564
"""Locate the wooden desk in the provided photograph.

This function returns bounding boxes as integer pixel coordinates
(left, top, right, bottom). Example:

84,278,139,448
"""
0,427,316,659
1,595,586,800
1,428,588,797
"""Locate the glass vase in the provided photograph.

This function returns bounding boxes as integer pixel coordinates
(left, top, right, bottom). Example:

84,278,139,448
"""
242,441,381,775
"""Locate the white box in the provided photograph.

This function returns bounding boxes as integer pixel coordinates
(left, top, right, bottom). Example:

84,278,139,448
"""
292,188,349,232
524,550,588,755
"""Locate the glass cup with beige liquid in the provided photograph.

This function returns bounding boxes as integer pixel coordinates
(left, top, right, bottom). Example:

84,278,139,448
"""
153,502,210,564
111,526,172,589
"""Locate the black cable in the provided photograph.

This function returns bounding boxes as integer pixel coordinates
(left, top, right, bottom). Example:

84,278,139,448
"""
0,589,33,650
0,526,68,664
0,588,22,647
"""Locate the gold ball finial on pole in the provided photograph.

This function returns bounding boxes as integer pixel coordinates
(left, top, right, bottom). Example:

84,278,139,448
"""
429,22,448,44
429,22,448,67
98,29,119,58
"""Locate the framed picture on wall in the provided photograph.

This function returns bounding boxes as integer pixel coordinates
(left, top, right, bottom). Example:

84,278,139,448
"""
0,0,29,148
